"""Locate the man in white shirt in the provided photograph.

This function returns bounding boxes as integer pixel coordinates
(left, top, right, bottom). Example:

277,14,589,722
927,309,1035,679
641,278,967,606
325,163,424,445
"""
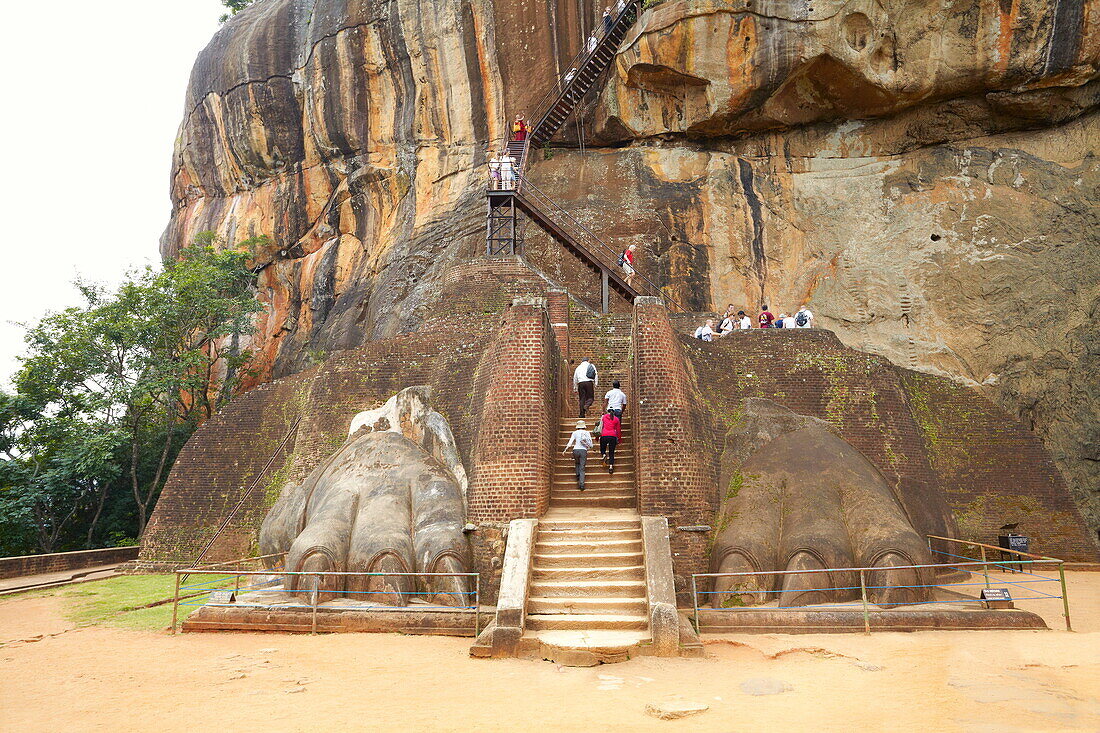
782,313,797,329
738,310,752,330
795,305,815,328
694,319,715,342
604,380,627,418
573,358,598,417
496,152,517,189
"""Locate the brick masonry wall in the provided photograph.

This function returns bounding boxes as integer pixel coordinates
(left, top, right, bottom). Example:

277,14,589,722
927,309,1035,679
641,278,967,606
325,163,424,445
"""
632,300,717,592
0,546,140,580
140,371,315,565
901,371,1099,561
468,302,560,523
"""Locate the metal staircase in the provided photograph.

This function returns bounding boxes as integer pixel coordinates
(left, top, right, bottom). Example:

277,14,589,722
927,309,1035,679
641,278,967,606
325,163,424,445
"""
485,0,657,313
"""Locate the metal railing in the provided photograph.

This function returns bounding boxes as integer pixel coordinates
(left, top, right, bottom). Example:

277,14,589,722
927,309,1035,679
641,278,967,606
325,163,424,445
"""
517,174,683,310
691,536,1072,634
171,555,481,636
527,0,641,142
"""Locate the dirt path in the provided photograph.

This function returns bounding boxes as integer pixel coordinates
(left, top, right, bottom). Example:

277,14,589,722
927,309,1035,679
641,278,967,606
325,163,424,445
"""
1,574,1098,732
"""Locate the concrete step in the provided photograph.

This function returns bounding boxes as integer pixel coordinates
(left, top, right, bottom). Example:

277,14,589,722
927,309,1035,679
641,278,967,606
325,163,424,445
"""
549,492,636,502
529,579,646,598
533,565,645,581
549,496,636,509
534,538,643,554
537,527,640,542
528,597,649,615
532,551,642,568
539,517,640,531
526,614,649,631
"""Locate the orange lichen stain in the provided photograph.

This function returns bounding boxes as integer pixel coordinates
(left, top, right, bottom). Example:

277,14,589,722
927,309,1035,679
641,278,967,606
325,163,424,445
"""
995,0,1020,77
725,14,759,115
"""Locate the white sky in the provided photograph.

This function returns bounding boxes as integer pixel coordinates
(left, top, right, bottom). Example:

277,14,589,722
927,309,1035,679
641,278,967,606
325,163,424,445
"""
0,1,227,387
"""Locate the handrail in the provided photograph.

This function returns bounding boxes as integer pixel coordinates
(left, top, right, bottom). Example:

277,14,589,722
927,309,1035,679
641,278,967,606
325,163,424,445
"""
518,175,683,310
926,534,1063,563
527,0,641,144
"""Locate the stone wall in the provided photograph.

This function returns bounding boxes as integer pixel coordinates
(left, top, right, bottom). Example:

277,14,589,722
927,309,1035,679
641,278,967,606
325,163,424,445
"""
0,547,140,580
631,299,716,589
901,371,1098,561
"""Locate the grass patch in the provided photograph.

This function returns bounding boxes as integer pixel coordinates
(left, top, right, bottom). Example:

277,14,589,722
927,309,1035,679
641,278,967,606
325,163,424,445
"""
2,573,234,631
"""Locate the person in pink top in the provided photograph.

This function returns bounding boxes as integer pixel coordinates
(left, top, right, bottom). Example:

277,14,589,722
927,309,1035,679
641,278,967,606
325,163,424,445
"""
598,408,622,474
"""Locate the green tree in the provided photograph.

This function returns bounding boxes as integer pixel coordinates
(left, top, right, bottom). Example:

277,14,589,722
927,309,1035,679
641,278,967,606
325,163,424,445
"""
220,0,256,22
8,235,264,541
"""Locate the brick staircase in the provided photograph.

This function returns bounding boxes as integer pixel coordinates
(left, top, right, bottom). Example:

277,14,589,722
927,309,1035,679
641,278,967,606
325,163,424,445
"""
521,349,650,661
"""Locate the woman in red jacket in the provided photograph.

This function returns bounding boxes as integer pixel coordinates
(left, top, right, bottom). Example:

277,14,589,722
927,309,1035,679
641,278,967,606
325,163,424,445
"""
598,408,622,473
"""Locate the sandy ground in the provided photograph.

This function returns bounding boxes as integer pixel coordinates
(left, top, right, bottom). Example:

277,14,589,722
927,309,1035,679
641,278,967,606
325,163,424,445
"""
1,573,1098,732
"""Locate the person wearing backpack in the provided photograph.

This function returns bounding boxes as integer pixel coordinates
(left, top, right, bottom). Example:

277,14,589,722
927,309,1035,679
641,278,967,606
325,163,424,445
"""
795,305,814,328
573,358,599,417
597,408,622,473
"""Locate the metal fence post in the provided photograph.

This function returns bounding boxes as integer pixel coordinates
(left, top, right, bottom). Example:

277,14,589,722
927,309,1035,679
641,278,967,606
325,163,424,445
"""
311,574,319,635
1058,562,1072,632
859,570,871,635
171,572,181,634
692,575,700,632
979,546,991,589
474,574,481,637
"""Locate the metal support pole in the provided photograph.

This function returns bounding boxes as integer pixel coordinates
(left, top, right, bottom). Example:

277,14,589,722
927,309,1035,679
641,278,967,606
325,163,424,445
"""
171,572,181,635
980,546,991,589
601,270,609,314
474,574,481,637
1058,563,1072,632
311,575,319,635
692,575,700,632
859,570,871,635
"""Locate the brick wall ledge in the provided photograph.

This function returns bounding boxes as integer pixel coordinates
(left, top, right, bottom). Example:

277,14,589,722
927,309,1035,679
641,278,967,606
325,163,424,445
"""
0,546,140,580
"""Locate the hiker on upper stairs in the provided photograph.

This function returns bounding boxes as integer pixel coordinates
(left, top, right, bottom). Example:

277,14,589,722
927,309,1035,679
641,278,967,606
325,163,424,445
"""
487,147,501,189
602,6,612,33
604,380,627,419
597,409,621,474
563,419,593,491
493,148,517,190
573,358,598,417
512,114,528,142
620,244,637,288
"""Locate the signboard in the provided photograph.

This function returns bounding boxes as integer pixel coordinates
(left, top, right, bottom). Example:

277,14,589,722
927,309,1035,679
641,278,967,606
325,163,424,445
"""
206,590,236,605
980,588,1013,609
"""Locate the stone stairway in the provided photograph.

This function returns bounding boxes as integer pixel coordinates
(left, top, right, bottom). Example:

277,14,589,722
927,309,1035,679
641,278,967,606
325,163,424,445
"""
520,400,650,662
551,415,635,507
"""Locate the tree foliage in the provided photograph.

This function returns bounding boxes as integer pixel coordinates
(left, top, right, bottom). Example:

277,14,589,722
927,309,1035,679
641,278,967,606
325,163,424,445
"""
220,0,257,23
0,235,264,555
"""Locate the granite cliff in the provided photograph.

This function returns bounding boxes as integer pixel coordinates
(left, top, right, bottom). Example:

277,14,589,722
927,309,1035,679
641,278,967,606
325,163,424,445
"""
163,0,1100,533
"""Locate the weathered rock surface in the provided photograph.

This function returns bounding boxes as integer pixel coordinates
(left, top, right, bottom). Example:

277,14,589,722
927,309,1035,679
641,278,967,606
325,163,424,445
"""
163,0,1100,531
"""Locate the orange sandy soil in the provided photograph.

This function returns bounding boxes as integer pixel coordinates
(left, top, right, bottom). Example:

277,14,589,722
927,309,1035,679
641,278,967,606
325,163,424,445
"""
2,572,1098,732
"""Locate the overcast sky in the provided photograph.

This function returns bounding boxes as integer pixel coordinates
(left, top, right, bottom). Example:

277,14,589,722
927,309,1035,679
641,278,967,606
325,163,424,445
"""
0,1,226,387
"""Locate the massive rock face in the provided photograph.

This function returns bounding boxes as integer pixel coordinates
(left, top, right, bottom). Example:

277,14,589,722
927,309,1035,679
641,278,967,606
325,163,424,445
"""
163,0,1100,532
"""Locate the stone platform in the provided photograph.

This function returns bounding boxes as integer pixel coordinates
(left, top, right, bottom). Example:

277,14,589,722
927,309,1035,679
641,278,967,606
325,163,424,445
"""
696,603,1048,634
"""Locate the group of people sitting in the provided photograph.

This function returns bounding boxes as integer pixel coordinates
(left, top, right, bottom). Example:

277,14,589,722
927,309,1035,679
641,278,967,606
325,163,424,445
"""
694,304,815,341
565,358,627,490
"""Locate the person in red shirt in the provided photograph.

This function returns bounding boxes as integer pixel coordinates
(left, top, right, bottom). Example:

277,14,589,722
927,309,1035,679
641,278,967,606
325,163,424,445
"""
621,244,637,288
597,408,622,473
758,304,775,328
512,114,528,141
